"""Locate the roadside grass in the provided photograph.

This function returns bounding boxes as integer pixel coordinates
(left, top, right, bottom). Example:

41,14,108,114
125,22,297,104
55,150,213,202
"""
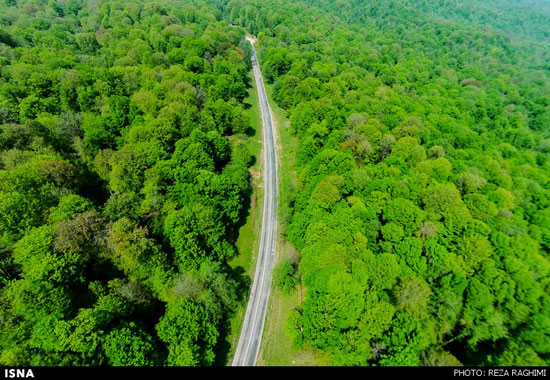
224,51,324,367
223,68,264,365
257,240,330,366
256,81,326,366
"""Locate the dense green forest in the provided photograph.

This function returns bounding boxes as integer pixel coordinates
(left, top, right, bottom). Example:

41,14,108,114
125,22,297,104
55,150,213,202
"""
1,0,550,367
0,0,256,366
218,0,550,366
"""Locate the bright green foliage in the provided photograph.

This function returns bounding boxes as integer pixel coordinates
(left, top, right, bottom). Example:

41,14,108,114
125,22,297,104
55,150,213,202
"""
2,0,550,368
156,299,218,366
394,278,432,320
221,0,550,367
423,184,471,225
383,198,424,235
388,137,426,168
310,177,342,209
274,257,299,294
49,194,94,223
104,324,158,366
107,218,170,294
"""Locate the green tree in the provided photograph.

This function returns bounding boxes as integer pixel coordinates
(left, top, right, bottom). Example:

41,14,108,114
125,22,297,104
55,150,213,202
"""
156,299,218,366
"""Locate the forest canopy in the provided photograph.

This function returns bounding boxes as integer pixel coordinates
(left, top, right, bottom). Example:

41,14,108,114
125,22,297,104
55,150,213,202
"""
1,0,550,367
218,0,550,366
0,0,254,366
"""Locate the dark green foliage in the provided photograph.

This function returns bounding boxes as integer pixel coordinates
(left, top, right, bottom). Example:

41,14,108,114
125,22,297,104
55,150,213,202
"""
0,0,254,367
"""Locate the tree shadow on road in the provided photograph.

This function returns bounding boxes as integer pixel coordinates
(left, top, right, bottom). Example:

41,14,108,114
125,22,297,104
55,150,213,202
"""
213,264,251,366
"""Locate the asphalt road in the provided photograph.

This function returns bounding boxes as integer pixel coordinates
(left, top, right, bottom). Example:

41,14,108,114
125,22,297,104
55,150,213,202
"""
232,36,279,367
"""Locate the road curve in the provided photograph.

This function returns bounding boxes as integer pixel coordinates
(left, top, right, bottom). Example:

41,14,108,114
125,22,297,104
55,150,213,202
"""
232,36,279,367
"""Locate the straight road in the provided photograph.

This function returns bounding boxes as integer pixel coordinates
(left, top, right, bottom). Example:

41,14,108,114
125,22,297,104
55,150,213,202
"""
232,36,279,367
